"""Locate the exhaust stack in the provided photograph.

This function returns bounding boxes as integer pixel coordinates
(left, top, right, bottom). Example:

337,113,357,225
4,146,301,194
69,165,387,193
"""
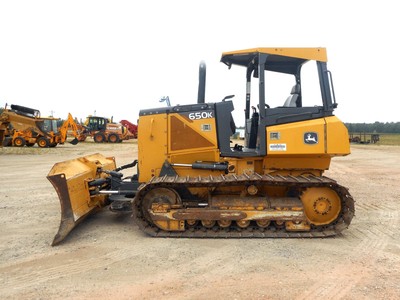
197,61,206,104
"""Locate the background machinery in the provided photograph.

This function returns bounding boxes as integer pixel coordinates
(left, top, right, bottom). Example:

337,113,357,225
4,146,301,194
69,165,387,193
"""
58,113,87,143
84,116,135,143
119,119,138,138
0,104,80,147
48,48,355,245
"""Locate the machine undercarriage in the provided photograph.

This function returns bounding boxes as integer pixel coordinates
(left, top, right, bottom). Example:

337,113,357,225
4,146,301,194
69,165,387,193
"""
133,173,354,237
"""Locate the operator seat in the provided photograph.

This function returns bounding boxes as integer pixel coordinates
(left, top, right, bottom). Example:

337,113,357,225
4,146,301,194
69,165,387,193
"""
246,106,259,149
283,84,301,107
215,101,235,155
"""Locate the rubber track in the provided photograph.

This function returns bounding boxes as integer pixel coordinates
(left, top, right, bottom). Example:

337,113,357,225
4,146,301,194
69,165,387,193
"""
132,173,355,238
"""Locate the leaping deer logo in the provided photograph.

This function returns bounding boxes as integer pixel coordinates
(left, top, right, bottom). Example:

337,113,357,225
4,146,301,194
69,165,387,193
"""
304,132,318,144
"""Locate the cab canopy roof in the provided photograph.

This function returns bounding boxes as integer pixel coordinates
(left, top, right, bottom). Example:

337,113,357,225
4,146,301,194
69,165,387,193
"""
220,47,327,75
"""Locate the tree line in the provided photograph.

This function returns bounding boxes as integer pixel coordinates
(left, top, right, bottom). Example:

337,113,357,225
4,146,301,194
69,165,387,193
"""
345,122,400,134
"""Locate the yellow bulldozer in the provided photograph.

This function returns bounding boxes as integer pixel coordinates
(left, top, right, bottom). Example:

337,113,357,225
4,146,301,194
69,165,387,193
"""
48,47,355,245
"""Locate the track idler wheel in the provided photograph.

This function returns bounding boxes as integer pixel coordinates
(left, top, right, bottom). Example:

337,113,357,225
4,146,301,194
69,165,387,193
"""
301,187,341,226
142,188,184,231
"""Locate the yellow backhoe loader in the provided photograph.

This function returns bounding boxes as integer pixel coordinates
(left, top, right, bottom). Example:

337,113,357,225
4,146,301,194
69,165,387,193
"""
48,47,355,245
59,113,87,143
0,105,81,147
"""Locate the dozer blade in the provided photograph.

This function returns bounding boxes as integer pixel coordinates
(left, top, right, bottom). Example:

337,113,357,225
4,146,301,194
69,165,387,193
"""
47,153,116,245
69,138,79,145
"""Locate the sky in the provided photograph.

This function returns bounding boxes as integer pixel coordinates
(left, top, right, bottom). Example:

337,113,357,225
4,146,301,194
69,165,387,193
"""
0,0,399,125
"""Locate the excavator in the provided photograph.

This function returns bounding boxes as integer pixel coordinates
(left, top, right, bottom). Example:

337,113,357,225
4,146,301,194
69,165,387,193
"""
48,47,355,245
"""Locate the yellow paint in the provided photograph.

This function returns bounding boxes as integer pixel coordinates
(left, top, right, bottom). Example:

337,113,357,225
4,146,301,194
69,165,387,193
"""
264,116,349,172
267,118,326,155
326,116,351,155
48,153,116,220
138,110,350,181
225,158,264,175
168,113,217,153
138,114,168,182
301,187,341,225
139,112,223,181
222,47,327,62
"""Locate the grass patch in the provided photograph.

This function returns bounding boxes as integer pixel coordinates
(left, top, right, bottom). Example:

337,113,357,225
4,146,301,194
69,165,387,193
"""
378,134,400,145
349,133,400,146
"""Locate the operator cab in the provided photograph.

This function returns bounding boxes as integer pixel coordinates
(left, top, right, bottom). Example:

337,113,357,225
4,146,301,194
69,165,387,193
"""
217,47,338,157
86,116,108,131
40,118,59,134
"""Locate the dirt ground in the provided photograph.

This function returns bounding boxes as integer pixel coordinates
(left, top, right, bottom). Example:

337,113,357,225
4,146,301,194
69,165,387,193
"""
1,141,399,300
